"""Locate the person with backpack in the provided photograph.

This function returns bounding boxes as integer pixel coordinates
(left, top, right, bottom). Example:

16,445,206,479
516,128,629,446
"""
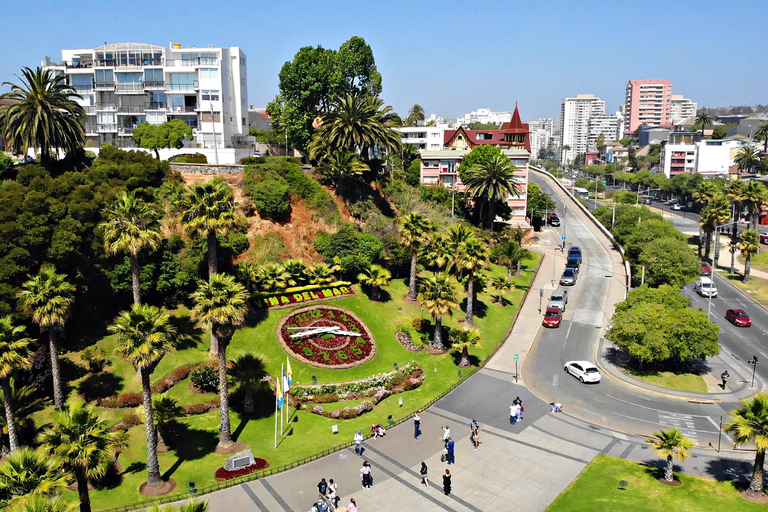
419,462,429,488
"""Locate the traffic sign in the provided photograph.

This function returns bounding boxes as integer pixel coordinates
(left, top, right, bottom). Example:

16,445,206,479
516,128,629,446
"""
514,354,519,362
561,234,566,241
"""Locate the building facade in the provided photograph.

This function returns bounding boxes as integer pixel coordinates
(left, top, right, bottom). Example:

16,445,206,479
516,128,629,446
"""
587,115,619,151
43,42,248,155
558,94,606,164
624,79,673,134
456,108,513,127
669,95,697,123
397,126,446,151
659,134,748,177
526,118,555,159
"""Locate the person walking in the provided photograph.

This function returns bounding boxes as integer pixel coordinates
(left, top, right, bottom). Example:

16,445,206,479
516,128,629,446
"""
419,461,429,488
328,478,339,508
360,461,373,489
470,421,481,449
721,370,730,389
354,430,364,456
442,425,451,447
510,403,519,424
443,469,452,495
414,411,421,439
347,498,358,512
317,478,328,497
446,437,455,464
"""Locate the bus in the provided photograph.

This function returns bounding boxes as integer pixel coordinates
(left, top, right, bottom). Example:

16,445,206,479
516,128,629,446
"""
571,186,590,199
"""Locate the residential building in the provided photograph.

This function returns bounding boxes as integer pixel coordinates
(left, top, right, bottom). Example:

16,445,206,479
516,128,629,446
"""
587,115,619,151
738,114,768,138
670,95,697,123
604,142,628,165
659,134,749,177
420,105,530,227
248,107,271,131
526,118,555,159
43,41,249,162
457,108,512,127
638,126,674,147
424,114,455,128
624,79,673,134
398,126,446,151
558,94,606,165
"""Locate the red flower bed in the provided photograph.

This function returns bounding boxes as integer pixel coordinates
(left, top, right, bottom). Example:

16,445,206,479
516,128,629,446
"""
214,458,269,480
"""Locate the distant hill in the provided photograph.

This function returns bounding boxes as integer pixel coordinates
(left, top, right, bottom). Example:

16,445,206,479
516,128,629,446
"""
700,105,768,116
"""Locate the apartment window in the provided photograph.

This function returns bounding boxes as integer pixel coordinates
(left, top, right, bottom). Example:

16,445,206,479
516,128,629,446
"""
201,90,220,101
71,74,93,90
144,68,163,83
199,68,218,79
422,177,438,185
147,111,165,124
116,72,142,84
95,69,114,84
202,112,221,122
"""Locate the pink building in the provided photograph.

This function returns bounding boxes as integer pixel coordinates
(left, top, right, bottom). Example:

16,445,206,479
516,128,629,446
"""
624,79,673,134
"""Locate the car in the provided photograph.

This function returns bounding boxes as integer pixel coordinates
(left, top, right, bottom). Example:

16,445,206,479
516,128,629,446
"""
252,151,265,157
564,361,601,383
548,214,561,227
700,261,712,276
547,290,569,311
560,268,578,286
642,196,653,205
542,307,563,328
671,203,683,211
726,309,751,327
760,232,768,245
568,246,582,261
667,198,678,205
694,277,718,298
566,255,581,270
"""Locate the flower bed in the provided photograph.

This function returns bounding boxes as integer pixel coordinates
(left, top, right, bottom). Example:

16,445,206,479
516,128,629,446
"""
276,306,376,368
254,283,355,310
214,458,269,481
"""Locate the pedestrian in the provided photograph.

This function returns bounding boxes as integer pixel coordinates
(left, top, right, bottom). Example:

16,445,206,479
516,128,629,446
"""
360,461,373,489
721,370,730,390
516,402,523,422
318,477,328,496
446,437,455,464
442,425,451,447
470,422,481,449
328,478,339,508
510,404,518,424
347,498,358,512
443,469,452,495
414,411,421,439
513,396,521,406
470,419,479,433
419,461,429,488
354,430,363,456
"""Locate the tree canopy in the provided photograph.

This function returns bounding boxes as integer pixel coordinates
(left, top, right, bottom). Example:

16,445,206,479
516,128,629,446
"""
131,120,193,160
458,145,505,183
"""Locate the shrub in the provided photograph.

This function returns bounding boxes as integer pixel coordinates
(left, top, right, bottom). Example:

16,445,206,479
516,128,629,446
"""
122,411,142,427
185,402,214,415
330,410,341,419
0,154,13,175
373,389,390,403
171,363,196,381
411,318,431,333
361,400,374,412
117,392,143,408
191,364,218,393
240,156,268,165
81,346,108,373
404,378,422,391
314,393,339,404
98,396,119,408
251,178,291,221
412,337,425,349
312,405,324,415
170,152,207,163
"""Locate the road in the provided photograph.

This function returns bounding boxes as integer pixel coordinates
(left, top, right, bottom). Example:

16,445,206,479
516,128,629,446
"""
526,172,755,448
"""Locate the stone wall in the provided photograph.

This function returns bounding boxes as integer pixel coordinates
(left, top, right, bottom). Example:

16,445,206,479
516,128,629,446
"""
170,163,246,175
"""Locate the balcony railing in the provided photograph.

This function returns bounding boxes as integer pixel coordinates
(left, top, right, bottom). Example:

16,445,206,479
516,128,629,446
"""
147,102,167,110
167,106,197,113
96,104,117,111
166,82,198,92
66,62,94,69
166,57,219,67
143,81,165,89
116,83,144,93
82,106,96,115
96,59,164,67
94,81,115,90
73,85,94,93
118,105,147,114
97,123,118,132
118,127,136,135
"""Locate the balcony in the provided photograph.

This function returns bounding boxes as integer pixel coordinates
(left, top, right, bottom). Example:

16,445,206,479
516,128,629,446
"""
147,102,167,110
116,83,144,93
96,59,163,68
82,106,96,115
96,103,117,112
118,105,147,114
94,81,115,91
118,127,136,136
73,85,94,93
166,81,198,93
167,105,197,114
166,57,218,67
97,123,118,132
66,61,94,69
143,80,165,90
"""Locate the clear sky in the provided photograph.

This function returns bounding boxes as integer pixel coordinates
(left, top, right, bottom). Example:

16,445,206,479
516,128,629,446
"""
2,0,766,122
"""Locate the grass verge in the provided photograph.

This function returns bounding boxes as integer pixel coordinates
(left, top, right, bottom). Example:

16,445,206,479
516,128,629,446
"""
623,368,708,394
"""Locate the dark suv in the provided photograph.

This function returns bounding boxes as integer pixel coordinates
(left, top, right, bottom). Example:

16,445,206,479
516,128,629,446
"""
568,246,582,264
548,214,561,227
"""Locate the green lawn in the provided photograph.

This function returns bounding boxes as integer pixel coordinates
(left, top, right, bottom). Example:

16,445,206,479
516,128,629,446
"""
50,255,539,510
623,369,708,394
719,272,768,310
546,454,764,512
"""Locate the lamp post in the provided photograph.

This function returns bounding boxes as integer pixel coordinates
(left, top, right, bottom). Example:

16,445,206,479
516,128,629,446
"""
749,356,759,388
730,240,738,274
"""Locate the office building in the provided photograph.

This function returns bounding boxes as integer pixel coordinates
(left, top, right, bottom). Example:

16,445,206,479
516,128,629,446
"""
558,94,605,164
526,118,555,159
624,79,673,134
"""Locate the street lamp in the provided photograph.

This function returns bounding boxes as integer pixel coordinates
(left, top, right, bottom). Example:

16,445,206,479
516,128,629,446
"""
749,356,759,388
729,240,738,274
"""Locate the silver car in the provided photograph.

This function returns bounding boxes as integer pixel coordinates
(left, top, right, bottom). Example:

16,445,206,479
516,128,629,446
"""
560,268,577,286
547,290,569,311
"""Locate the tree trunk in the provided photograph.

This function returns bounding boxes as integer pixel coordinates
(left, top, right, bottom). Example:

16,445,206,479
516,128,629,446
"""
744,256,752,284
407,250,418,301
373,284,379,301
488,200,496,230
154,149,160,160
704,230,712,260
217,337,233,449
459,345,470,367
516,259,522,276
76,468,92,512
432,318,444,351
714,229,721,268
49,329,64,408
498,291,505,306
207,231,218,278
748,449,766,497
507,265,512,280
243,392,255,415
730,246,736,274
1,379,19,452
665,454,674,482
141,369,162,487
465,271,474,326
130,254,142,306
697,225,703,259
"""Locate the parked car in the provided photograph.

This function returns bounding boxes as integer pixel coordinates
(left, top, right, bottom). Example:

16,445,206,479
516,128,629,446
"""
671,203,683,211
760,232,768,245
642,196,653,205
726,309,751,327
548,290,569,311
694,277,718,298
566,255,581,271
542,307,563,328
560,268,578,286
700,261,712,276
548,214,561,227
564,361,601,383
568,246,583,264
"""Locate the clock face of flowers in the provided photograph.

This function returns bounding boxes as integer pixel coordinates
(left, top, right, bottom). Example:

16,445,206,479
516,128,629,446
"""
278,306,376,368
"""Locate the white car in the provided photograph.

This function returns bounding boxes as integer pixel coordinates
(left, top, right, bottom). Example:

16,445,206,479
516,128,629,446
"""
671,204,683,211
694,277,718,298
564,361,601,383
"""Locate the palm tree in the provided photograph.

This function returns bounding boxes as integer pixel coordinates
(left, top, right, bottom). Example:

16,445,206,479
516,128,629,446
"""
491,276,515,306
725,393,768,497
735,145,763,176
699,194,731,263
0,378,49,451
422,233,451,272
695,111,713,137
451,327,481,368
443,224,475,273
229,354,267,415
182,178,243,278
357,264,392,301
493,236,530,278
0,67,85,167
457,238,489,326
281,260,308,287
754,121,768,153
0,447,67,507
39,401,125,512
314,150,369,193
692,181,721,258
645,428,694,483
235,262,262,293
741,180,768,231
306,264,336,286
419,273,459,351
407,104,425,126
151,395,185,448
0,317,34,452
190,274,249,450
740,230,760,284
401,143,420,171
109,304,176,488
14,495,79,512
258,264,291,292
400,213,432,301
100,190,162,306
17,266,75,408
726,180,746,240
464,154,524,229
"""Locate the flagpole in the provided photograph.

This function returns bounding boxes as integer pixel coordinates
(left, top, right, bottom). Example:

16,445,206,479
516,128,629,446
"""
285,357,290,425
274,376,278,449
280,364,284,435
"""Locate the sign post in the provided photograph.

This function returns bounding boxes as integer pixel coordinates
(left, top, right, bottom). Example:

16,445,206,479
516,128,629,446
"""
539,288,543,313
561,234,566,251
514,354,519,383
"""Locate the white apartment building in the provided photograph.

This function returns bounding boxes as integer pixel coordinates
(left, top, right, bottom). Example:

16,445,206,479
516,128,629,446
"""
558,94,606,164
457,108,512,127
587,115,620,151
670,95,697,123
398,126,446,151
660,136,749,177
424,114,455,128
43,41,249,161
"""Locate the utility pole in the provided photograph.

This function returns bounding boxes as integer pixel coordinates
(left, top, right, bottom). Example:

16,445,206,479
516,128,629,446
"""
641,265,645,285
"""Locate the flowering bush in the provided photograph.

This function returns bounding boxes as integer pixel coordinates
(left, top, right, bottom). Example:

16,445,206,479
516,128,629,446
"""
373,389,390,403
215,458,269,480
312,405,324,415
330,410,341,419
361,400,374,411
292,363,421,400
116,392,143,408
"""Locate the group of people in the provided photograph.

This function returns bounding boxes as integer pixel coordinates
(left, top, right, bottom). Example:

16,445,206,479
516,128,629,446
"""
369,423,386,438
509,396,524,424
315,477,342,511
418,461,452,495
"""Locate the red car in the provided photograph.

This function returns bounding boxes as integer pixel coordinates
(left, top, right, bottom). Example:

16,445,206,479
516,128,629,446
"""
543,307,563,328
700,262,712,276
760,232,768,245
726,309,751,327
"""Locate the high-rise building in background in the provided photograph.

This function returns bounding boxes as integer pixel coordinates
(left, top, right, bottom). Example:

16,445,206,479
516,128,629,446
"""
526,118,554,159
558,94,605,164
587,115,620,151
670,95,697,123
43,41,249,162
624,79,673,134
457,108,513,127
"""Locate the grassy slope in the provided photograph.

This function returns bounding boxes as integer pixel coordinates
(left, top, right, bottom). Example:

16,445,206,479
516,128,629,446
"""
623,369,708,394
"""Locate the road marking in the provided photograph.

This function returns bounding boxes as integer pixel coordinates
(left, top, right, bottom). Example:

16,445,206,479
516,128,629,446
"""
605,395,716,418
612,412,717,437
706,416,733,444
657,412,698,440
565,322,573,340
613,432,628,440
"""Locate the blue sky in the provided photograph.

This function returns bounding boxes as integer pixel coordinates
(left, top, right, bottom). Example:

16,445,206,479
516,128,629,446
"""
2,0,766,121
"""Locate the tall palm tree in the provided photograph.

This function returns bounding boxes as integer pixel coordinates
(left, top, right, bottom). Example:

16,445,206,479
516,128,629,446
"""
17,266,75,408
314,150,369,193
0,317,34,452
725,393,768,497
151,395,185,448
692,181,721,258
741,180,768,231
14,495,78,512
109,304,176,488
39,401,125,512
419,273,459,351
754,121,768,153
0,447,68,508
740,230,760,284
100,191,162,306
190,274,248,450
645,428,694,483
0,378,49,452
422,233,451,272
0,67,85,167
699,194,731,263
401,143,420,171
444,224,475,273
457,238,489,326
726,179,746,240
407,104,425,126
735,145,763,176
491,276,515,306
357,264,391,301
695,111,713,137
229,354,267,415
400,213,432,301
451,327,481,368
464,154,524,229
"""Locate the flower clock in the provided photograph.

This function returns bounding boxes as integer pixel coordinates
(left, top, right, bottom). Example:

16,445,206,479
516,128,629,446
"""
277,306,376,368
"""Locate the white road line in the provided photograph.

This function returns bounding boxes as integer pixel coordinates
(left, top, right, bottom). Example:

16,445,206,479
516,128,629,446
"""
706,416,733,444
565,322,573,340
605,395,717,418
612,412,716,435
